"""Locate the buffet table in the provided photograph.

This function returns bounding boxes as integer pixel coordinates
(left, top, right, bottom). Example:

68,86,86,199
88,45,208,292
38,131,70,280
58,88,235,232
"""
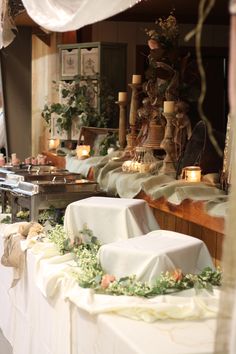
0,223,219,354
64,196,159,243
63,154,226,265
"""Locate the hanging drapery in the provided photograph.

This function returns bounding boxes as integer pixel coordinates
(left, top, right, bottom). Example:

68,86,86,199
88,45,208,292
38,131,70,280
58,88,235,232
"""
0,0,17,49
21,0,141,32
214,1,236,353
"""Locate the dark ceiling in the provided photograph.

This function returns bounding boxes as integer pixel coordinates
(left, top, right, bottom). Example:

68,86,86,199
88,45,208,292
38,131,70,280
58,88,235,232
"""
14,0,229,27
111,0,229,25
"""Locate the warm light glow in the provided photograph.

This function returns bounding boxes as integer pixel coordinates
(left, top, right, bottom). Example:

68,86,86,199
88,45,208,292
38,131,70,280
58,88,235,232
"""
163,101,175,114
183,166,201,182
48,138,59,150
132,74,142,84
76,145,91,159
122,160,132,172
118,91,128,102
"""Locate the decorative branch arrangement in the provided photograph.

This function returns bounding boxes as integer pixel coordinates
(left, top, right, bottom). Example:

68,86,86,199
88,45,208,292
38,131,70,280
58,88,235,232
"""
119,13,200,175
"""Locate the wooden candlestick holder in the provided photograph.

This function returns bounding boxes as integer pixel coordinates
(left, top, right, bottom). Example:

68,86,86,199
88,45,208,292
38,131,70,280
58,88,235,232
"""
126,124,137,151
159,112,177,175
128,83,142,126
126,83,142,151
116,100,127,149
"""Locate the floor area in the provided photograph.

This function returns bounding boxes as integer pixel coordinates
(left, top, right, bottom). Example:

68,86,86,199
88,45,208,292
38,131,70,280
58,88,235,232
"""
0,329,12,354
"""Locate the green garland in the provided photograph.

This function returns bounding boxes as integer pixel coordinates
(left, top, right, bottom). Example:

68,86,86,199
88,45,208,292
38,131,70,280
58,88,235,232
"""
47,225,222,297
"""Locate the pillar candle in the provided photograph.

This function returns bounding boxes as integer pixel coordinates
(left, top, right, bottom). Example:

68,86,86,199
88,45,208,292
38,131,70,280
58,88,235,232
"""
163,101,175,114
132,74,142,84
118,92,127,102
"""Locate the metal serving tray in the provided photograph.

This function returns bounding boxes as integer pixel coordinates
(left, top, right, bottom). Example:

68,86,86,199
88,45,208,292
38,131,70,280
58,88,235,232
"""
6,179,104,222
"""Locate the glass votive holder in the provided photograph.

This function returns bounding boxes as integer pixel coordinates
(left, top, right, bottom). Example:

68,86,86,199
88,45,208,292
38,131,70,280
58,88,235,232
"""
76,145,91,159
182,166,201,182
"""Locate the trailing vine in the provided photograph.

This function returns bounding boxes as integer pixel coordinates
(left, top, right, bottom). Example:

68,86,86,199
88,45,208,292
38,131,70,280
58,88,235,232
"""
42,75,116,134
47,225,222,297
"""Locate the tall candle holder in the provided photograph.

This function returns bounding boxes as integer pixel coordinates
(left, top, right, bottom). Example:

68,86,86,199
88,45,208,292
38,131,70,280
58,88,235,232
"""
116,100,127,149
126,82,142,150
159,112,177,175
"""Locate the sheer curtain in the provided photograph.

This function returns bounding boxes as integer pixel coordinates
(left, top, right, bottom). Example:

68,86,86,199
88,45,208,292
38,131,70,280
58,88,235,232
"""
0,0,17,49
214,1,236,353
21,0,140,31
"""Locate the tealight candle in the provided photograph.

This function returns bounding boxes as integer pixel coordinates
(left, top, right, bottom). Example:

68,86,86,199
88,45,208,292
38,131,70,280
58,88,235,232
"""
82,150,88,156
163,101,175,114
132,74,142,84
76,145,91,159
48,138,59,150
118,91,127,102
182,166,201,182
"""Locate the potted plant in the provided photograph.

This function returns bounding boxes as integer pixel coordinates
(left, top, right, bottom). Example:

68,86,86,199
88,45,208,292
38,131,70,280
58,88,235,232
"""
42,74,116,139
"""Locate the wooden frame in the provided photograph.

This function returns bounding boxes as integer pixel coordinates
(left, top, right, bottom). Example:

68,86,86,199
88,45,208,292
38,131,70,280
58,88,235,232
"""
80,47,99,76
60,48,79,80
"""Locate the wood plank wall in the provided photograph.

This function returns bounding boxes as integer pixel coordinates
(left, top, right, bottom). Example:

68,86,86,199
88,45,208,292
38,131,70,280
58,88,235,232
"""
152,207,224,267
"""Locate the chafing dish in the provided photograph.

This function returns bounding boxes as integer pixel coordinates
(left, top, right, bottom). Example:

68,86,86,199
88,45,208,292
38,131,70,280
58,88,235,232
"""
5,178,104,222
0,174,24,189
0,165,81,182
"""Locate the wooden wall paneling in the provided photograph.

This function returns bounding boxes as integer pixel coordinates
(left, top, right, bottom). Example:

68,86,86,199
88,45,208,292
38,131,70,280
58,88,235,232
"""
151,203,223,266
201,228,218,265
175,217,190,235
77,26,93,43
165,214,177,231
92,22,118,43
1,27,32,159
175,218,189,235
62,31,77,44
188,222,203,241
152,208,165,229
32,32,61,155
117,21,137,86
152,208,176,231
215,232,224,267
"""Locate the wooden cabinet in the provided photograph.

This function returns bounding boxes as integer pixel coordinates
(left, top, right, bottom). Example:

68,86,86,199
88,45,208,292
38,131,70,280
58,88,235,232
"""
52,42,127,140
58,41,127,94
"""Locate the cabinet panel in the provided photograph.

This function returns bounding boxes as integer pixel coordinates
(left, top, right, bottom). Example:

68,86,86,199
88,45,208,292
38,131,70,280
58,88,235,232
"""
58,42,127,94
56,42,127,132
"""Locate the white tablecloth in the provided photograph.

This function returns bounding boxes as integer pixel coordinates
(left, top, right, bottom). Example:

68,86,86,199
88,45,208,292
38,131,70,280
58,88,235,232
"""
64,196,159,243
0,226,219,354
71,306,217,354
99,230,214,284
0,239,72,354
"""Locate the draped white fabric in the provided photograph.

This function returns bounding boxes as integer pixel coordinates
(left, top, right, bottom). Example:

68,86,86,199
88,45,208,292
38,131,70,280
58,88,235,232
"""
214,2,236,353
21,0,140,31
0,0,17,49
